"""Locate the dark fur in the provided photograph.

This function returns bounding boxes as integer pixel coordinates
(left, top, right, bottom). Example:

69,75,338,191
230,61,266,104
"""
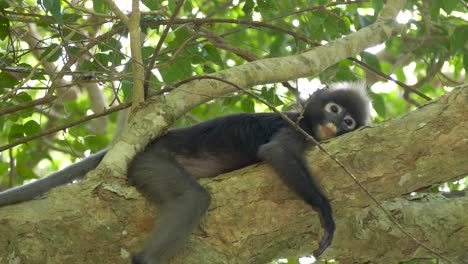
0,83,370,263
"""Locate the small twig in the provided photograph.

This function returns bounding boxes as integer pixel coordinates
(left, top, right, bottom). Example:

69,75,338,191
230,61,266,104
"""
0,96,57,116
143,0,185,97
0,31,76,101
349,58,432,101
154,35,197,69
143,18,321,46
102,0,129,24
0,103,131,153
63,0,118,19
195,27,297,93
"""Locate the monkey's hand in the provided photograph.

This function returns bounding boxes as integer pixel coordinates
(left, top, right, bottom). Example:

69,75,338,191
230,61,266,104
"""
313,227,334,258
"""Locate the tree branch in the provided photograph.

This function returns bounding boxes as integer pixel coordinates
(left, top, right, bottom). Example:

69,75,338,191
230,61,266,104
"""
0,86,466,263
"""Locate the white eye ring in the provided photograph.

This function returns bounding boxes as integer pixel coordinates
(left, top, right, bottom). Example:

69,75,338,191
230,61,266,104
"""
343,115,356,130
324,103,342,114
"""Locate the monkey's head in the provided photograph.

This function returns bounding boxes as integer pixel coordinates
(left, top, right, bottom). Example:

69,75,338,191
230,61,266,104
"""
301,81,371,140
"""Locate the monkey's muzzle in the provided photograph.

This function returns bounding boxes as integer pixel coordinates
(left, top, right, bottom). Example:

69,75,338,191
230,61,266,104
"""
318,123,337,140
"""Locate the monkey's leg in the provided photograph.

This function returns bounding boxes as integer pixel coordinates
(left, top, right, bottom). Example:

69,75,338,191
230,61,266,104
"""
128,150,211,264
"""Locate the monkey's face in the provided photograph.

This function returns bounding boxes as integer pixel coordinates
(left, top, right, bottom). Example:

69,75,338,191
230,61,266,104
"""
316,102,358,140
302,87,370,141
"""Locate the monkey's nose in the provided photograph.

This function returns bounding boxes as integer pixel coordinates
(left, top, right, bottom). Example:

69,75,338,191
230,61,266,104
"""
318,123,337,140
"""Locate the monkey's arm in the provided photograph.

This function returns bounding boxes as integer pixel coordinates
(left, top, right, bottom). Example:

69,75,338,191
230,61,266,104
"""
0,149,107,206
258,128,335,258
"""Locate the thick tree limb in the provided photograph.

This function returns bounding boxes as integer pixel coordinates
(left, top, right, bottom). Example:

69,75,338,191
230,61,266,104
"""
0,84,466,264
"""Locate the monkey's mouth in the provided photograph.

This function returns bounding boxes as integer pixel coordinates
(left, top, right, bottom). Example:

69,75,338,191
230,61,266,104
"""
318,123,337,140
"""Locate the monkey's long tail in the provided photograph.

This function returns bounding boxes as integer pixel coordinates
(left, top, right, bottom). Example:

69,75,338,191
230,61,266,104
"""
0,149,107,206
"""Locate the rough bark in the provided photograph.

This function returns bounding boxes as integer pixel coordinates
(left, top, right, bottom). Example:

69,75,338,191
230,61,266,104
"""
0,86,466,264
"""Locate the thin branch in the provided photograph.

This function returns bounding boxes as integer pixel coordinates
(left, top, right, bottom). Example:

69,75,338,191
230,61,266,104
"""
143,0,185,97
127,0,144,105
195,27,297,93
0,96,57,116
0,31,76,101
155,35,197,69
102,0,129,24
349,58,432,101
63,0,118,19
0,103,131,153
142,18,321,46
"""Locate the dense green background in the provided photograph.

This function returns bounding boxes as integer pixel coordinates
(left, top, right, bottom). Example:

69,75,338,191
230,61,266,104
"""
0,0,466,263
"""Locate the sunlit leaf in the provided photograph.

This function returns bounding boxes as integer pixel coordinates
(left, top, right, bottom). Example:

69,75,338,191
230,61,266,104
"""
0,14,9,40
43,0,62,24
24,120,41,136
241,98,255,112
441,0,460,14
93,0,110,14
450,26,468,54
369,92,386,118
8,124,24,142
40,44,62,62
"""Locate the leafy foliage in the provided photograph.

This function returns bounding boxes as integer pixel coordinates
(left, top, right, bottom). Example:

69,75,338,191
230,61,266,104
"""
0,0,466,262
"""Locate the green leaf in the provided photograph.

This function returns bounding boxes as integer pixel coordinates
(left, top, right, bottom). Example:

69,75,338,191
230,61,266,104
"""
0,162,8,176
93,0,110,14
84,133,109,152
0,71,20,88
262,87,283,107
450,26,468,54
8,124,24,142
463,53,468,73
183,1,193,13
361,51,382,71
255,0,277,12
170,28,192,48
0,0,10,9
0,14,9,40
159,59,192,84
369,92,386,118
95,53,111,67
372,0,384,17
23,120,41,136
78,60,96,72
202,44,223,66
98,38,122,52
242,0,254,15
40,44,62,62
141,0,159,10
121,78,133,102
15,163,37,181
428,0,442,18
43,0,62,24
16,92,32,102
441,0,459,14
310,10,327,25
241,98,255,112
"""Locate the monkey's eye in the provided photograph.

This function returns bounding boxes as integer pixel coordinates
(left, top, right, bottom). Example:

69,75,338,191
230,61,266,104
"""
343,116,356,130
324,103,342,114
